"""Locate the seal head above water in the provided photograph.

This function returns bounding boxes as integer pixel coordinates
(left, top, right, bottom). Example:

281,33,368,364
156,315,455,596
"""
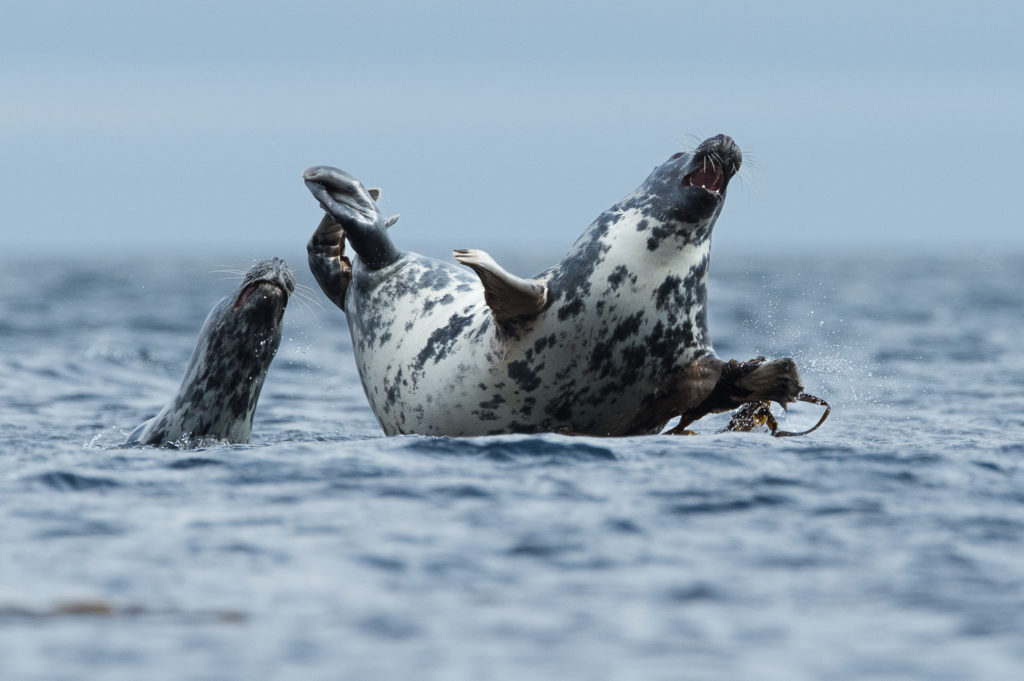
125,258,295,447
304,135,802,436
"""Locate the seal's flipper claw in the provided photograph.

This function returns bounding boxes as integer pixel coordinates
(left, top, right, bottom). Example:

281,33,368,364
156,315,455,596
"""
384,214,400,229
453,249,547,326
307,212,351,311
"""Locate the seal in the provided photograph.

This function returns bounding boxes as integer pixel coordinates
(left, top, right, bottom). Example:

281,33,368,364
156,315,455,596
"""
304,135,804,436
125,258,295,447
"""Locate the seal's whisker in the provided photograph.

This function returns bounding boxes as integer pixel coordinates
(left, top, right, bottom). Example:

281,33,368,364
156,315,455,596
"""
211,264,251,278
289,294,318,316
293,288,324,311
730,152,765,198
676,132,704,153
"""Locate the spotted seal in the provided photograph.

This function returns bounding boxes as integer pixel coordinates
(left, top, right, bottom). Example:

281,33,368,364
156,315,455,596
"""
304,135,803,436
125,258,295,447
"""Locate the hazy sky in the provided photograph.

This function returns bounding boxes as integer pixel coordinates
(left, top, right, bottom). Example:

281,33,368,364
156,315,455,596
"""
2,1,1021,265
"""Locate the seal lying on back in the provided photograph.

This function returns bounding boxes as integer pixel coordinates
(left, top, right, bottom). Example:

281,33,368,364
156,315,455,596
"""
304,135,802,436
125,258,295,447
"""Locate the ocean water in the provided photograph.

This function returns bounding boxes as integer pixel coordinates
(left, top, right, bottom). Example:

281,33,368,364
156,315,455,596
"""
1,248,1022,681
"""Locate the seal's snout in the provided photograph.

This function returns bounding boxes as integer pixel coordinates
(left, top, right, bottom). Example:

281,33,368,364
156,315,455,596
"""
683,134,742,195
234,257,295,326
697,134,742,175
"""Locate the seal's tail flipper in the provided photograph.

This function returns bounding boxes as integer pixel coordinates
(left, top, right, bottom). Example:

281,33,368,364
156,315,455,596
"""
668,356,813,435
303,166,402,270
453,249,547,326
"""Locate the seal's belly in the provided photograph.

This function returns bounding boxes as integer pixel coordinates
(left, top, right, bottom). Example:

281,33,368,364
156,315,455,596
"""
345,257,693,436
346,256,500,435
346,246,719,436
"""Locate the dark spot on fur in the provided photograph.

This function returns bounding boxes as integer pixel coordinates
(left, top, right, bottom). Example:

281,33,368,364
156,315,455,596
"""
479,394,506,410
418,267,453,291
587,311,645,378
413,313,474,370
557,298,584,321
533,334,557,355
654,276,684,311
607,265,630,290
544,213,613,313
644,320,697,373
647,223,676,251
546,395,574,422
423,292,455,313
385,368,404,407
507,360,542,393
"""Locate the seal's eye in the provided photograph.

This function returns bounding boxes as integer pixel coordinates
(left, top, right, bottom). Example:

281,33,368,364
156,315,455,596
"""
669,152,684,160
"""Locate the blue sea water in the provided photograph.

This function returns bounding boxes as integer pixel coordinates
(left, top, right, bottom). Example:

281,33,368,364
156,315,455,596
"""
1,248,1022,681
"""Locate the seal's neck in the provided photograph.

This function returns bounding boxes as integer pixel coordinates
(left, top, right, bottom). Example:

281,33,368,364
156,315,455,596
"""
545,201,715,354
158,298,277,442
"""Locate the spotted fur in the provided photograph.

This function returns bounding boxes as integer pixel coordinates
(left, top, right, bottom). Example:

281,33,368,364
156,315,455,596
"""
307,135,800,436
125,258,295,447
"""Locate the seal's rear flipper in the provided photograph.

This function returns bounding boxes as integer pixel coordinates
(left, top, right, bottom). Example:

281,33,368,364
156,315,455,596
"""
453,249,547,326
303,166,402,270
667,356,806,435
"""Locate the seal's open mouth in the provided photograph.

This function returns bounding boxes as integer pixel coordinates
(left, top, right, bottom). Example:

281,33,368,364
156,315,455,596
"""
234,281,289,325
682,161,726,195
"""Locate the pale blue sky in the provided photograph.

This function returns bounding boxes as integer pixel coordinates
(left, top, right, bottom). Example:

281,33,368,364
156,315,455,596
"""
2,1,1021,263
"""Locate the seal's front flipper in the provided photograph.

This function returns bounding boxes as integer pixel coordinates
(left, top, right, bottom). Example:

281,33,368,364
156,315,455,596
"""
307,213,351,311
453,249,547,326
303,166,401,269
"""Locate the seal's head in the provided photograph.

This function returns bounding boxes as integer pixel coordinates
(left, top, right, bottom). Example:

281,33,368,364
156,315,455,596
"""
641,134,743,227
194,257,295,408
125,257,295,447
231,257,296,331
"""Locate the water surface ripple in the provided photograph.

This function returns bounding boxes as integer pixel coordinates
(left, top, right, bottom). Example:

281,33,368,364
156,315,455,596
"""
1,252,1022,680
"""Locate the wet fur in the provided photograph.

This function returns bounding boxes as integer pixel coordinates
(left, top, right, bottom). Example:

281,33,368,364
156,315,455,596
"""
125,259,295,447
305,136,802,436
